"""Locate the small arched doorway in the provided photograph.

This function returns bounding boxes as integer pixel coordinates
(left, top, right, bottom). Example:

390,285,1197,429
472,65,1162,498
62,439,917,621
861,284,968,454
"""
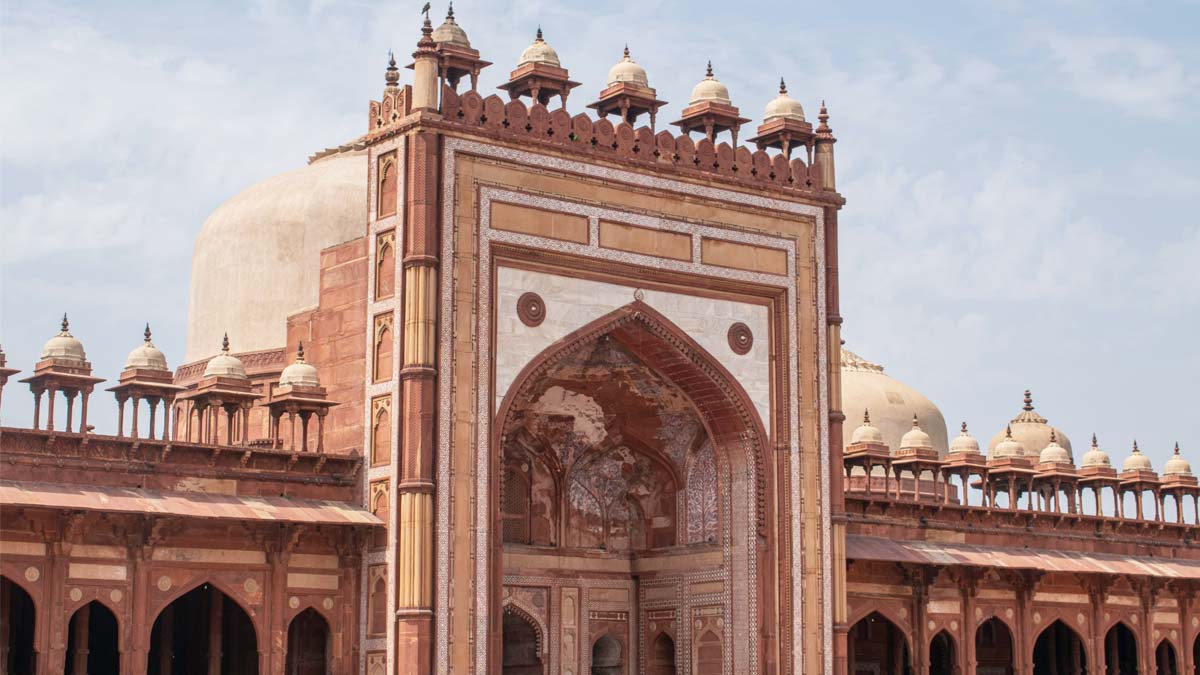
500,608,543,675
976,617,1015,675
591,634,622,675
850,612,912,675
930,630,957,675
2,576,37,675
647,632,676,675
147,583,258,675
286,608,329,675
1033,620,1087,675
1104,623,1138,675
63,601,119,675
1155,640,1179,675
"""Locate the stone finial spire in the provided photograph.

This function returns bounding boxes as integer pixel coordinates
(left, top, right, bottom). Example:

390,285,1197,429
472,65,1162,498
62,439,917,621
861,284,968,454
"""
1005,424,1013,439
446,0,454,20
536,25,543,41
705,60,714,78
623,44,630,59
1175,441,1181,455
961,421,969,433
221,333,230,353
816,100,832,137
1022,389,1034,411
1132,439,1140,453
385,51,400,88
863,409,871,424
144,323,152,343
1092,433,1098,447
1050,429,1057,443
297,341,306,362
61,313,70,333
911,413,921,429
779,77,787,95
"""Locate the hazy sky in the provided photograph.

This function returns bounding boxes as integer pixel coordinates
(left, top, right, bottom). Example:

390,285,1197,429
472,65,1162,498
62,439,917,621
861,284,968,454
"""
1,0,1197,473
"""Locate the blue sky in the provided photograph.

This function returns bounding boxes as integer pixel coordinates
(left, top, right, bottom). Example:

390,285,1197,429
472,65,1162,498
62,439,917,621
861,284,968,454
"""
1,0,1197,473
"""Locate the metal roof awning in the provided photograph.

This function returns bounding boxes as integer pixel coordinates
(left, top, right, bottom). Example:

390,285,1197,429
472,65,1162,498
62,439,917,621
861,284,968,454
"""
0,480,381,527
846,534,1200,580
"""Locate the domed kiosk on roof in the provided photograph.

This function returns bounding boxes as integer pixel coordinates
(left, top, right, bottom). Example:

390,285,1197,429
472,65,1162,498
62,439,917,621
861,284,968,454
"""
949,422,981,455
518,28,560,68
764,79,806,122
1080,434,1111,468
1121,441,1154,473
607,46,648,87
186,146,367,363
988,390,1072,461
279,342,320,388
1164,443,1193,477
840,347,949,456
432,3,471,48
125,324,169,372
689,62,731,106
41,314,86,364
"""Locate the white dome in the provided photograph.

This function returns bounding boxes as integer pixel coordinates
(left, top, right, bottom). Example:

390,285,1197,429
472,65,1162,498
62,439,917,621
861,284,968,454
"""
519,29,560,67
432,5,470,48
279,343,320,387
40,315,86,363
186,148,367,362
900,415,933,451
1121,442,1153,472
764,79,805,122
689,62,731,105
840,348,949,456
992,425,1027,459
949,422,981,455
850,409,885,445
1039,431,1072,465
607,47,648,87
1163,443,1193,477
1080,434,1112,468
988,390,1072,460
203,335,248,380
125,325,169,371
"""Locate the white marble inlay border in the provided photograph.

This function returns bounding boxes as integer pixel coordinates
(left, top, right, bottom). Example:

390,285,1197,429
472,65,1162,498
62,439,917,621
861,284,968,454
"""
436,137,830,675
361,135,404,675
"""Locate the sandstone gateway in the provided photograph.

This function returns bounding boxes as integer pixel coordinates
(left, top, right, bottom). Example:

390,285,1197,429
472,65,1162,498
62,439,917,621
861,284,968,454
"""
1,8,1196,675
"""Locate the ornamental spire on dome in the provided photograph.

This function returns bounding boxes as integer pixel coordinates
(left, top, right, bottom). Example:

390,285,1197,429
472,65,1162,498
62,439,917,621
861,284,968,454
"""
144,323,152,343
1092,432,1098,447
863,409,871,425
297,341,306,362
61,313,70,333
385,51,399,87
816,100,833,137
961,421,969,434
779,77,787,95
221,333,230,353
1023,389,1034,411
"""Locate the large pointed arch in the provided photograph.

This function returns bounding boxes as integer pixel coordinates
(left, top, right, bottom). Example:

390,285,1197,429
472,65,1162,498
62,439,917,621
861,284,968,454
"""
491,300,775,675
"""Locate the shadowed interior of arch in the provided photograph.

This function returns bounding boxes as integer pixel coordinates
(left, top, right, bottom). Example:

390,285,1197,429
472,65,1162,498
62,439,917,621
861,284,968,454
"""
849,612,912,675
2,576,37,675
147,583,258,675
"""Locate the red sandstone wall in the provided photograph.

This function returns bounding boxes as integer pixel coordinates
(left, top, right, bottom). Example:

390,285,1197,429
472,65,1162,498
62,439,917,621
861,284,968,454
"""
287,236,368,456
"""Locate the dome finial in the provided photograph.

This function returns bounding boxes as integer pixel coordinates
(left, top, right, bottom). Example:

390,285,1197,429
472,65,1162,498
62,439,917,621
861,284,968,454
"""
297,341,306,361
1049,429,1057,443
1092,432,1098,447
61,313,70,333
1132,439,1140,453
1023,389,1034,411
1005,424,1013,439
536,25,543,41
144,323,152,343
221,333,230,354
911,413,921,429
863,409,871,424
1175,441,1181,455
816,100,832,136
446,1,454,20
385,50,400,87
961,421,968,433
779,77,787,95
705,60,714,78
623,44,630,59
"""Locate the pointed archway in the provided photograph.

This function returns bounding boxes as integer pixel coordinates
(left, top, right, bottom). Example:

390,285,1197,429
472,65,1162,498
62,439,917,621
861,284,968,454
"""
1104,623,1138,675
647,632,676,675
493,302,772,675
286,608,329,675
147,583,258,675
930,630,957,675
2,576,37,675
591,634,622,675
1033,620,1087,675
501,607,544,675
977,617,1015,675
63,601,119,675
1155,640,1178,675
849,612,912,675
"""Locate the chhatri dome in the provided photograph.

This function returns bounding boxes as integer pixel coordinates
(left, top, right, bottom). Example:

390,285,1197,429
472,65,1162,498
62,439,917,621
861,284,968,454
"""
841,347,949,456
203,334,248,380
607,46,648,88
1080,433,1112,468
689,62,732,106
900,415,933,451
1121,441,1153,472
432,3,470,48
764,78,806,122
992,425,1027,459
186,145,367,362
40,314,86,363
988,390,1072,460
949,422,981,455
850,410,885,445
1039,430,1072,464
518,28,561,68
124,324,169,371
279,342,321,388
1163,443,1193,477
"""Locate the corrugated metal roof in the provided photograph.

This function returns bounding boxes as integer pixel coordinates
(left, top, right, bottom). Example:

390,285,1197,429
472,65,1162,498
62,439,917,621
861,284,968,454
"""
846,534,1200,580
0,480,381,527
